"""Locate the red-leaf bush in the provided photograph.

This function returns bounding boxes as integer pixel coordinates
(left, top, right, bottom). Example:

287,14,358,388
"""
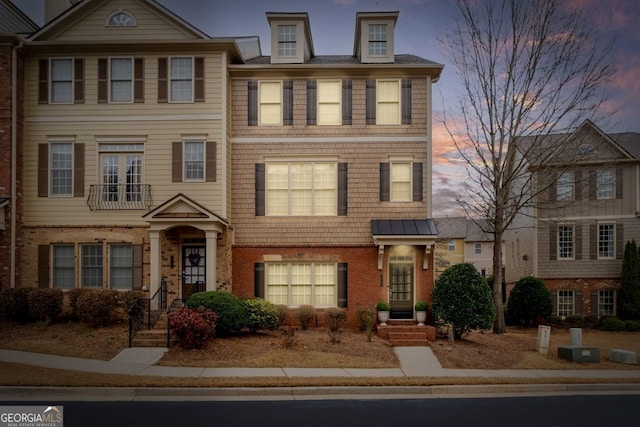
169,306,218,349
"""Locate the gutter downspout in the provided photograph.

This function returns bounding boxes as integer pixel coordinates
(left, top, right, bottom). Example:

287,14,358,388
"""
11,40,23,288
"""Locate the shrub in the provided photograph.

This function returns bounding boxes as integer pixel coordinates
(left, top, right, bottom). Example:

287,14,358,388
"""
619,240,640,320
432,263,495,339
506,276,552,327
0,287,34,322
186,291,246,335
355,306,374,332
169,306,217,350
548,315,564,327
119,290,144,312
600,317,626,331
76,290,121,327
325,308,347,344
27,288,64,322
244,299,279,333
565,315,584,328
275,305,289,326
625,320,640,332
278,326,297,349
297,305,315,330
66,288,91,320
375,301,390,311
415,301,429,312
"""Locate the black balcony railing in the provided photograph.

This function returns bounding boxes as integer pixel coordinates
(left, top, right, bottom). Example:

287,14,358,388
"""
87,184,152,210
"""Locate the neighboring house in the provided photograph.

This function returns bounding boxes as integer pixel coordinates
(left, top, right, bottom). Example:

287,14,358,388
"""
0,0,38,289
434,217,500,279
8,0,444,325
504,120,640,318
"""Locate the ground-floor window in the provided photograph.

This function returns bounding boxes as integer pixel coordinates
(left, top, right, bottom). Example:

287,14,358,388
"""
557,290,574,317
598,290,616,316
52,244,74,289
81,244,103,288
110,244,134,290
266,263,336,307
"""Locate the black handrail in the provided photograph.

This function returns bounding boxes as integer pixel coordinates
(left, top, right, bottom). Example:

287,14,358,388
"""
127,279,167,347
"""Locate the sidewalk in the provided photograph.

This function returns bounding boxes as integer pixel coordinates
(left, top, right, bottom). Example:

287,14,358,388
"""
2,346,640,380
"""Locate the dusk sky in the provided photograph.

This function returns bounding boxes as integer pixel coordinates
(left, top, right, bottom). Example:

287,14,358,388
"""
11,0,640,216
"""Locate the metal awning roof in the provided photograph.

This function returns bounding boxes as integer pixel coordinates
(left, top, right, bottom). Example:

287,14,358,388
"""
371,219,438,237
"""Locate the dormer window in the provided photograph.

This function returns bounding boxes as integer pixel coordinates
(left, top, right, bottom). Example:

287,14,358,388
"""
278,25,297,57
107,11,136,27
368,24,387,56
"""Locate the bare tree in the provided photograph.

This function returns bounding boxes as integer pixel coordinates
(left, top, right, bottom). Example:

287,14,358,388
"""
440,0,616,333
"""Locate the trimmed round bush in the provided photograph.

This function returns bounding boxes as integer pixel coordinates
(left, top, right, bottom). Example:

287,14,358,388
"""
169,306,217,349
0,287,35,322
244,299,279,333
507,276,552,327
432,263,495,338
27,288,64,322
600,317,626,331
625,320,640,332
66,288,91,320
76,290,121,327
186,291,246,335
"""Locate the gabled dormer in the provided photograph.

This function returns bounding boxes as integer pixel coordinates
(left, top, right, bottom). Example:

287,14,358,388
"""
354,11,398,64
266,12,314,64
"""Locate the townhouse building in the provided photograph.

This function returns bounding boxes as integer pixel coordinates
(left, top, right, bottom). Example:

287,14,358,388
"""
504,121,640,318
6,0,443,326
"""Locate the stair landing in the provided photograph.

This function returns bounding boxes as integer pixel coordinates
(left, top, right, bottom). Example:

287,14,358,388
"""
377,321,436,347
131,312,177,348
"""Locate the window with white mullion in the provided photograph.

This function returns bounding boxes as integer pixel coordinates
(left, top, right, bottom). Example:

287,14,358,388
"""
81,244,103,289
110,244,133,290
50,58,73,103
368,24,387,55
278,25,297,56
102,155,119,201
266,263,336,307
314,263,336,306
558,225,574,259
53,244,75,289
184,141,204,181
290,163,313,216
266,163,290,216
259,81,282,125
290,264,312,305
126,155,142,201
110,58,133,103
313,163,337,215
390,162,411,201
99,144,144,202
598,224,615,259
558,290,574,317
599,290,615,316
317,80,341,125
377,80,400,125
597,169,614,199
50,142,73,196
170,57,193,102
557,171,574,201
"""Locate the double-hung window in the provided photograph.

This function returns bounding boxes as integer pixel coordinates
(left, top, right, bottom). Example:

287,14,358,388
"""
390,162,411,201
259,81,282,125
110,244,133,290
475,243,482,254
557,171,574,201
50,142,73,196
278,25,297,57
266,162,337,216
557,290,574,317
598,223,615,259
598,290,615,316
267,263,336,307
368,24,387,56
448,240,455,251
99,144,143,202
184,141,204,181
50,58,73,103
52,244,74,289
81,244,103,289
377,80,400,125
317,80,341,125
170,57,193,102
110,58,133,102
558,225,574,259
597,169,615,199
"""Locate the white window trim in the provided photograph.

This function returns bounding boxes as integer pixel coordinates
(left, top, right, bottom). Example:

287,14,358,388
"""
598,290,616,317
596,168,615,200
109,243,134,291
258,80,283,126
49,141,74,197
182,140,206,182
557,290,575,318
49,57,74,104
597,222,616,260
52,243,75,290
317,79,342,126
106,10,137,27
80,243,104,289
265,262,338,308
277,24,297,57
169,56,195,104
108,57,134,104
389,160,412,202
557,224,574,260
376,79,401,125
475,243,482,254
556,171,574,201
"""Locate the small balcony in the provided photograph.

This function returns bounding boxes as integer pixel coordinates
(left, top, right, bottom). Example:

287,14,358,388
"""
87,184,152,211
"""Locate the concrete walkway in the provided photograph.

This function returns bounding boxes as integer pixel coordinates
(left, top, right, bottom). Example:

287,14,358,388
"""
2,346,640,380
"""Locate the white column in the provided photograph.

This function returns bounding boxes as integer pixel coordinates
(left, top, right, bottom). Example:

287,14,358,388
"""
206,230,218,291
149,230,161,296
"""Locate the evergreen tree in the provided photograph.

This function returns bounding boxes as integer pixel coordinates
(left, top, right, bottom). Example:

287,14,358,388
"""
618,240,640,320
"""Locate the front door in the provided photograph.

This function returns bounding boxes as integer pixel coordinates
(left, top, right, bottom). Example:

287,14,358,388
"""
182,245,206,299
389,263,413,319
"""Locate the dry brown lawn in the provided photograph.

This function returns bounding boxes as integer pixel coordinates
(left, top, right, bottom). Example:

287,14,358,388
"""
2,319,640,387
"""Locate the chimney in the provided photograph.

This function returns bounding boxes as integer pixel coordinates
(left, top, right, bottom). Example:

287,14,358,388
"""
45,0,80,24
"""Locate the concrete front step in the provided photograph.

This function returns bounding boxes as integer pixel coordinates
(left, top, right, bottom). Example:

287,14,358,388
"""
389,339,431,347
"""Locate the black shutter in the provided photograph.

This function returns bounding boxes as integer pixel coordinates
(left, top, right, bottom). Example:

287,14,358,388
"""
338,263,348,308
574,170,582,201
255,163,265,216
589,169,597,200
134,58,144,103
248,80,258,126
74,143,84,197
97,58,108,103
366,80,376,125
338,163,348,216
616,223,624,259
548,172,557,201
575,224,582,260
205,141,216,182
132,245,143,291
73,58,84,104
38,59,48,104
194,57,205,102
38,245,50,289
575,291,583,316
551,290,557,316
172,142,182,182
38,144,48,197
549,223,557,260
307,80,317,125
254,263,265,299
342,80,352,125
413,162,423,201
283,80,293,125
401,79,412,124
157,57,168,103
590,224,597,259
380,163,390,201
591,290,599,317
616,167,623,199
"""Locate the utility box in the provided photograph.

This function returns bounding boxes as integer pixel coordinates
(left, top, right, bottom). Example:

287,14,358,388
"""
558,345,600,363
536,325,551,355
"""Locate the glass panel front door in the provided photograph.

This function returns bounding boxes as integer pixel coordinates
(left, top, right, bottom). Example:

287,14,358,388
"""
390,263,413,319
182,246,205,299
